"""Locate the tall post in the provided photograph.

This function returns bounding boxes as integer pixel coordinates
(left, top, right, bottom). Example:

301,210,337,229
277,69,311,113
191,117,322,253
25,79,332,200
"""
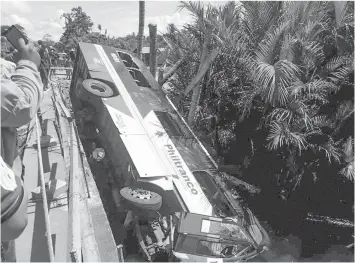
158,68,164,86
137,1,145,59
148,24,157,78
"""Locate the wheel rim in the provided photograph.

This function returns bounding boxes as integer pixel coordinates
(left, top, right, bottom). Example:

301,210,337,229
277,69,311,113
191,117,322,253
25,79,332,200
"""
90,83,106,93
82,79,114,97
92,148,105,161
129,188,152,200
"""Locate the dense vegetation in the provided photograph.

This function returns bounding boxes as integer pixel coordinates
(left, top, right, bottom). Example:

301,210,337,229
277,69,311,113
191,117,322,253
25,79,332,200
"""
162,3,354,255
163,0,354,212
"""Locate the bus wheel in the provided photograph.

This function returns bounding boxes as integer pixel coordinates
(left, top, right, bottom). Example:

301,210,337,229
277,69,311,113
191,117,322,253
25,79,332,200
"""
82,79,113,97
120,187,162,211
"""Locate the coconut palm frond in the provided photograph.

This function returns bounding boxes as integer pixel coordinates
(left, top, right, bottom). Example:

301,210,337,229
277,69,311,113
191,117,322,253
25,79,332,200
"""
285,100,315,131
310,115,330,128
313,138,342,163
327,65,352,84
339,137,354,181
305,93,329,105
279,33,297,61
303,20,327,42
301,41,325,69
283,2,307,32
334,101,354,122
325,55,352,72
183,23,203,42
258,1,283,29
303,128,323,140
289,79,306,97
267,107,294,124
215,1,241,30
332,109,354,137
267,121,307,152
294,79,339,97
255,22,288,65
236,88,259,122
179,1,204,20
179,1,213,30
340,164,354,182
240,1,262,27
342,137,354,161
254,61,274,90
241,1,283,46
255,59,300,106
306,1,330,23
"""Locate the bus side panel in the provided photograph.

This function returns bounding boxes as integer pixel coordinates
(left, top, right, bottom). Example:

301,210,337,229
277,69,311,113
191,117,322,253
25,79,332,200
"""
96,102,131,181
97,103,185,213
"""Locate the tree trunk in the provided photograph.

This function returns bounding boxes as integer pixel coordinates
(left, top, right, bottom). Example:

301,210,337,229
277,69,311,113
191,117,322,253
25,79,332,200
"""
159,56,186,86
148,24,157,78
187,24,213,125
158,68,164,85
137,1,145,60
183,48,218,96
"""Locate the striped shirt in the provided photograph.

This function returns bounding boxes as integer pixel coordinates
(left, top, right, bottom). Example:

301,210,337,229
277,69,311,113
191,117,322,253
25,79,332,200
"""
0,156,23,223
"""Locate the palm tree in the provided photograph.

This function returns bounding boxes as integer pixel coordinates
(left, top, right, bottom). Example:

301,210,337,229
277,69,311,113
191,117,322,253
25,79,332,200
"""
137,1,145,59
166,1,354,190
161,2,354,246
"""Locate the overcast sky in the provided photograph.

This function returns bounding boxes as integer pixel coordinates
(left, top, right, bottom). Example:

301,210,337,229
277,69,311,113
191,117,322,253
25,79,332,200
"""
1,0,227,41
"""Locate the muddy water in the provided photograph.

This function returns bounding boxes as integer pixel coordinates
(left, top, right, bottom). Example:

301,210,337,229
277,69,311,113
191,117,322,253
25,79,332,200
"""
245,193,354,262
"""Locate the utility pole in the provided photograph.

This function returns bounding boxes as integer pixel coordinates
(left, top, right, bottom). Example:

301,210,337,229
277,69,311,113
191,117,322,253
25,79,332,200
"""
148,24,157,78
137,1,145,59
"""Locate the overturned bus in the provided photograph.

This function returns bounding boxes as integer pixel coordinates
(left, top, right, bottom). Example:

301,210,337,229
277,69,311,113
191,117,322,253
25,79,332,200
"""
70,42,271,262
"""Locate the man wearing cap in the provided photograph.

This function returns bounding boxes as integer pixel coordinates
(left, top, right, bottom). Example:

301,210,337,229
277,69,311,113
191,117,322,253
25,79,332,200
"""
37,40,50,90
1,26,43,261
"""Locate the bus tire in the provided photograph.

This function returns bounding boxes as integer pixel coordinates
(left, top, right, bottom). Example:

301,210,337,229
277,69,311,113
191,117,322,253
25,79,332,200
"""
82,79,113,97
120,187,162,211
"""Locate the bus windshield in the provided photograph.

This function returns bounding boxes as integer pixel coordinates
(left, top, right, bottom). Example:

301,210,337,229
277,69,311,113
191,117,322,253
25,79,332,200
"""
193,171,235,217
175,234,252,259
201,219,250,241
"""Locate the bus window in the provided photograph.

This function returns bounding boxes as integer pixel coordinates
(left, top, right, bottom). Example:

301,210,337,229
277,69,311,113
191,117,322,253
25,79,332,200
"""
127,68,151,88
117,51,139,69
155,111,188,138
193,171,234,217
155,111,192,138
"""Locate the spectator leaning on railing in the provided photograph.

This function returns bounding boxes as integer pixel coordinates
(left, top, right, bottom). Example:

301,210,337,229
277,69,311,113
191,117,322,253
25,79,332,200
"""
1,26,44,261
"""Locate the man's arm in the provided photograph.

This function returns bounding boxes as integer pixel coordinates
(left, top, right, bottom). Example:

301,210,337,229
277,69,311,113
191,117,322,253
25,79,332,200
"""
1,156,28,241
1,60,43,128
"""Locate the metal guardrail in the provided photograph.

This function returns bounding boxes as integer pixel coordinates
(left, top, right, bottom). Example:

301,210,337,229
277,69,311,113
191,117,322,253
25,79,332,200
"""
52,85,104,262
68,121,82,262
48,67,73,81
